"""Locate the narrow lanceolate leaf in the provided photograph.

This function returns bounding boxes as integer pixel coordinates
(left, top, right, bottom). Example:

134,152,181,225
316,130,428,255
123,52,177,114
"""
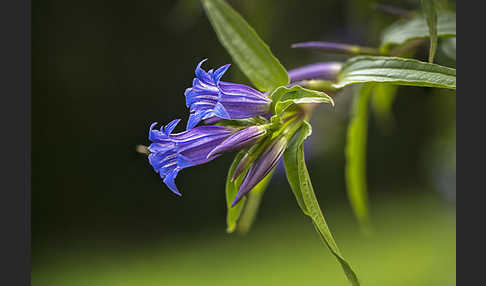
346,85,373,229
283,123,312,215
236,170,274,234
284,122,360,286
334,56,456,90
270,85,334,116
381,11,456,53
226,150,248,233
371,84,398,131
201,0,289,92
421,0,439,63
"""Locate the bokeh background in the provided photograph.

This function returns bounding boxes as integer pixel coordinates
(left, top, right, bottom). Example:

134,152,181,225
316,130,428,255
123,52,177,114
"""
32,0,456,285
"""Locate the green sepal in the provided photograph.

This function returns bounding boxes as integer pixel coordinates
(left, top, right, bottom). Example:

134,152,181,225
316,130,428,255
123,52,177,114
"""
225,150,249,233
213,116,269,128
270,85,334,116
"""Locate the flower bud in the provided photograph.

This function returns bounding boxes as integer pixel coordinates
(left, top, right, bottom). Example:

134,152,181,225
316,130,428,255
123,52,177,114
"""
231,135,288,207
207,125,267,159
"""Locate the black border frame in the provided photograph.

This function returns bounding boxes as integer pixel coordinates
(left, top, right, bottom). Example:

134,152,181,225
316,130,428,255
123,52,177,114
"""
0,0,31,284
0,0,471,285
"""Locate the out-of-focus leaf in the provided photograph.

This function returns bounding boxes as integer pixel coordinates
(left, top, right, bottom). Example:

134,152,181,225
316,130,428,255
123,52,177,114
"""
226,150,248,233
284,122,360,286
271,85,334,115
371,84,398,130
334,56,456,90
441,37,456,61
381,11,456,53
345,85,373,228
236,170,274,234
421,0,439,62
291,41,380,56
201,0,289,92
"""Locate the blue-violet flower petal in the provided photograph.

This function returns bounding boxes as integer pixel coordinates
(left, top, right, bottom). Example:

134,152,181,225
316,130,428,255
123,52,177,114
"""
148,120,233,195
184,59,271,130
207,125,267,159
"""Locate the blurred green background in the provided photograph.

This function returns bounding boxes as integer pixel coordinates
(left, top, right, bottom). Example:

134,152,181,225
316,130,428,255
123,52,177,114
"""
32,0,456,285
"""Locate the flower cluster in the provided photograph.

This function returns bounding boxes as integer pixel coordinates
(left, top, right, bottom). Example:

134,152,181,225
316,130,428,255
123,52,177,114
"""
146,59,338,205
147,60,282,205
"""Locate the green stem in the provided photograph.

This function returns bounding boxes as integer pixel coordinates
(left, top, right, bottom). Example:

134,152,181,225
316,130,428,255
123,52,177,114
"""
299,80,339,93
350,45,382,56
237,189,264,234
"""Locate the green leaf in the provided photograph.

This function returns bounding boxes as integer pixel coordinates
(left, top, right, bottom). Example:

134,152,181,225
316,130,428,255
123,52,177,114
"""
226,145,276,234
284,122,360,286
345,85,373,229
200,0,289,92
333,56,456,90
421,0,439,63
441,37,456,61
381,11,456,53
225,150,248,233
236,170,274,234
270,85,334,115
371,84,398,131
283,123,312,216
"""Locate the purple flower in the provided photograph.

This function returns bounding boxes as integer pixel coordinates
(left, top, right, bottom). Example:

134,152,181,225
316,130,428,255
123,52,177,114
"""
207,125,267,159
148,119,234,195
288,62,343,83
231,135,288,206
148,120,269,195
184,59,272,130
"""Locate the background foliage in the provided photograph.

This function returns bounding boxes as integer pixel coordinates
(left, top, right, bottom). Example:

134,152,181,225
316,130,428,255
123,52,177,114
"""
32,0,456,285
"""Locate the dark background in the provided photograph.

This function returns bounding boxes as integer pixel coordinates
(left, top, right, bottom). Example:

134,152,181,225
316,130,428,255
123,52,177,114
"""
32,1,456,285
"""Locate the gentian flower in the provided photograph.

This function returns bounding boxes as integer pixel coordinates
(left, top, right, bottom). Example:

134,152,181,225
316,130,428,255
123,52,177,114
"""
148,120,269,195
184,59,272,130
231,135,288,206
148,119,233,195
